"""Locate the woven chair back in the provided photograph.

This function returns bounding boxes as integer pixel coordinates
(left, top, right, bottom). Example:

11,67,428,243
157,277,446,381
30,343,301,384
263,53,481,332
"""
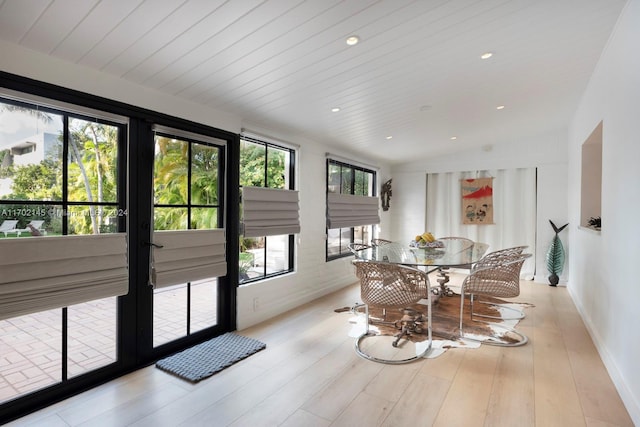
371,238,392,246
437,236,474,249
353,260,428,308
347,242,371,254
475,245,529,269
463,253,532,298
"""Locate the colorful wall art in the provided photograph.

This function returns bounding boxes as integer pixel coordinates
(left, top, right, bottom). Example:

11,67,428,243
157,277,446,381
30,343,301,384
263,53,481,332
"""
461,177,494,224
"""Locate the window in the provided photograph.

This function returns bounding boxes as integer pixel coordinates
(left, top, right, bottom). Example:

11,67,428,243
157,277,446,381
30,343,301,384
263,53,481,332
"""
326,159,376,260
239,135,296,283
0,95,126,397
153,132,222,231
0,100,124,236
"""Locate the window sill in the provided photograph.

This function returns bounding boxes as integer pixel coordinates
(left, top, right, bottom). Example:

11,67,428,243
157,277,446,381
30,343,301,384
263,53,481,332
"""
578,225,601,235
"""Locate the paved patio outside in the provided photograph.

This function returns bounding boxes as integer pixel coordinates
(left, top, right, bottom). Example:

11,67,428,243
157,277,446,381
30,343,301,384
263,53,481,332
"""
0,280,217,404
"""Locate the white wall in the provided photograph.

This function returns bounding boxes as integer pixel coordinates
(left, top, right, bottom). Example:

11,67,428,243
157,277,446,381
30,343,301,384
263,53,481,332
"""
0,40,392,331
567,0,640,423
391,130,569,284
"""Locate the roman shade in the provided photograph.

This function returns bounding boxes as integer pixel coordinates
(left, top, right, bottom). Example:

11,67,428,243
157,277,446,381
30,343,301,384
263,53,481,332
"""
241,186,300,238
326,193,380,229
150,229,226,289
0,233,128,321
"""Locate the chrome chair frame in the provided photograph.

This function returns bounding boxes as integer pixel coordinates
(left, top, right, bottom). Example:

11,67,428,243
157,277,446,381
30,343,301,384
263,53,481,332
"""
347,242,371,254
371,238,392,246
470,246,529,321
459,253,532,346
352,260,432,364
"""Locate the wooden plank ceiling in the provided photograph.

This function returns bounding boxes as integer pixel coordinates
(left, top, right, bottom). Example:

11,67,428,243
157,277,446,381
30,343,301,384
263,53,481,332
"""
0,0,627,164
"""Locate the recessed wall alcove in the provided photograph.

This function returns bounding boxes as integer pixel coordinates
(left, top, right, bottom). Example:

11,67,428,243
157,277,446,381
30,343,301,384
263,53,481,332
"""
580,121,602,231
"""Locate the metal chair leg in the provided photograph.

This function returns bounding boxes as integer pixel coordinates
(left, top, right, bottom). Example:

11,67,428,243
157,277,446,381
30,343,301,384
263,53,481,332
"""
355,292,433,364
459,292,528,347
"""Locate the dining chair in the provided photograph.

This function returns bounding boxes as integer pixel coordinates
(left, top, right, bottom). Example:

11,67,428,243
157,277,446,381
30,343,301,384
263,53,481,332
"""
347,242,371,254
351,259,432,364
475,245,528,266
470,245,530,321
370,238,392,246
459,253,532,346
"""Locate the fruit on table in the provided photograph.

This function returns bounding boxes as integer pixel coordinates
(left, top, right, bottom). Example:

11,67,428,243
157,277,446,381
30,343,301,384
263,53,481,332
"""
415,232,435,243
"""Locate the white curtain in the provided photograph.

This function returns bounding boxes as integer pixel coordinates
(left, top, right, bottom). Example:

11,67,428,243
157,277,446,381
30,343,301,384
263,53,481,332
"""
150,229,226,289
326,193,380,229
0,233,128,321
241,186,300,238
426,168,536,277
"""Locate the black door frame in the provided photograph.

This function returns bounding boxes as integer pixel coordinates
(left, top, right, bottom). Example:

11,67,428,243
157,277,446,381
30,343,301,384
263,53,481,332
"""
0,71,239,424
132,123,236,363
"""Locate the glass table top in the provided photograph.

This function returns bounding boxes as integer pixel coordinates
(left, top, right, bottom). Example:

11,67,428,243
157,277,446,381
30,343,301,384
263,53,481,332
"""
353,240,489,267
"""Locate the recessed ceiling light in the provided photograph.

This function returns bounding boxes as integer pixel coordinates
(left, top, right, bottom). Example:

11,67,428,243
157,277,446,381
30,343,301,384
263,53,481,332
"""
496,105,505,110
331,107,341,112
346,35,359,46
450,136,457,140
481,52,493,59
386,136,393,140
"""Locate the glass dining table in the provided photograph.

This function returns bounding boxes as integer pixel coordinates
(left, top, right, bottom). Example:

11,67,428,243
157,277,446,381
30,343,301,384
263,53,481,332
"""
348,239,489,363
354,239,487,266
352,239,489,295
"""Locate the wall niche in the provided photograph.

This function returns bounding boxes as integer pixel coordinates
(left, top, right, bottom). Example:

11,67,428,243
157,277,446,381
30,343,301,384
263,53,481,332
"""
580,121,602,231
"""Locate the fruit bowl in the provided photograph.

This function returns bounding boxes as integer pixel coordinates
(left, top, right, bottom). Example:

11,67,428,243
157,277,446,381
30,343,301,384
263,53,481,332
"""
409,240,444,249
410,232,444,249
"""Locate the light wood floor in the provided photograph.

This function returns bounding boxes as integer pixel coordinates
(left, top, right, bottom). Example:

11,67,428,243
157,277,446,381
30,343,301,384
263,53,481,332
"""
9,275,634,427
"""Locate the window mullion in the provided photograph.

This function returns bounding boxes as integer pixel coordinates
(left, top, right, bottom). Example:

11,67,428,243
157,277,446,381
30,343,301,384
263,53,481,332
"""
62,115,69,236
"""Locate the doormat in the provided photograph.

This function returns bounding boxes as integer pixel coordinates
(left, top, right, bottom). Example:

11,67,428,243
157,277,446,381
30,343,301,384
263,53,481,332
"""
156,332,266,382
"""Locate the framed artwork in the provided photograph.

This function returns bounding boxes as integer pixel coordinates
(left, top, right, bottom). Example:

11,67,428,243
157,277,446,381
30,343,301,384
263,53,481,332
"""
461,177,494,224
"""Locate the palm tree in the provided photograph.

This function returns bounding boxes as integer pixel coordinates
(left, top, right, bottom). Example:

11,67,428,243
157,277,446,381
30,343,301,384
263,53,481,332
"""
153,137,220,230
68,118,119,234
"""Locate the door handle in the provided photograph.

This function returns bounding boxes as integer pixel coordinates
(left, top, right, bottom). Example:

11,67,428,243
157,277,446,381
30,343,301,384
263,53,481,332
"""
145,241,164,248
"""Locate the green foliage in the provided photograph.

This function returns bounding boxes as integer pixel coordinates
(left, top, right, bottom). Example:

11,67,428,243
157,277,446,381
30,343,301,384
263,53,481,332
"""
239,252,255,277
190,144,219,205
9,159,61,201
2,113,119,235
153,137,220,231
327,161,372,195
240,141,266,187
239,141,286,188
66,119,119,234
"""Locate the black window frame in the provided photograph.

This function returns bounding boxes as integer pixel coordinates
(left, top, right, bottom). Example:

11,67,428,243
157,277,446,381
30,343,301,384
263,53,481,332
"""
0,97,128,235
239,135,296,284
326,158,377,261
152,130,224,231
